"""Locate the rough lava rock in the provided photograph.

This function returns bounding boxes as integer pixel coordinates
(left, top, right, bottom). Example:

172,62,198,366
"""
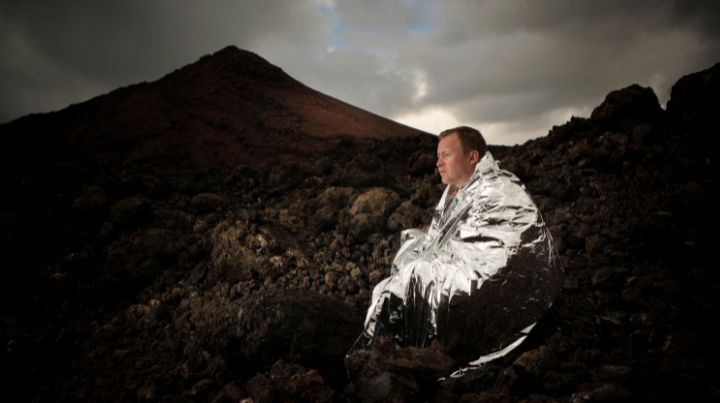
590,84,664,130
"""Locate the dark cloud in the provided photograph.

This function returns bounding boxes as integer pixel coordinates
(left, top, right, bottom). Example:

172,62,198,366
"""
0,0,324,83
0,0,327,121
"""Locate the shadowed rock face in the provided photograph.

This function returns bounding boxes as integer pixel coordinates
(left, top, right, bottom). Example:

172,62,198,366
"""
590,84,664,130
0,50,718,401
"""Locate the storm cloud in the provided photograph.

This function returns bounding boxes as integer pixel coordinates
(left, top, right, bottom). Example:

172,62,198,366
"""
1,0,718,144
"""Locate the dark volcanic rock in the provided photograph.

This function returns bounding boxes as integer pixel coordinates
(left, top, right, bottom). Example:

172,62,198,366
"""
246,360,335,403
667,62,720,130
191,192,226,213
590,84,664,130
348,187,401,239
345,338,456,401
209,220,260,282
667,62,720,158
234,289,363,378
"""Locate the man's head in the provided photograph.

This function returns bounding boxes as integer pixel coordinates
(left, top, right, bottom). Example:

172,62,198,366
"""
436,126,487,187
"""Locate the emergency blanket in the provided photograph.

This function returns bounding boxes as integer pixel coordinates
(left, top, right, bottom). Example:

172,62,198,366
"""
355,152,563,373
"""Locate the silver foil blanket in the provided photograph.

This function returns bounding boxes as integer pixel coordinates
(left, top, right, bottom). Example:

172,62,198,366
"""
355,152,563,372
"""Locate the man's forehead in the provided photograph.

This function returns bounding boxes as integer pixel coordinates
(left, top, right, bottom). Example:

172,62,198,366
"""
437,133,461,150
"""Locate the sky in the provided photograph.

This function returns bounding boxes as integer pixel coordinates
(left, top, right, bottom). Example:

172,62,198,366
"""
1,1,719,145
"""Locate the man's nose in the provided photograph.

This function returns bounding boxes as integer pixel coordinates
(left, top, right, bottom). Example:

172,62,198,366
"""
436,159,443,167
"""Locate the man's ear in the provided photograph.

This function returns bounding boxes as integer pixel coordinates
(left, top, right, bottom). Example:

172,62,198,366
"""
469,150,480,164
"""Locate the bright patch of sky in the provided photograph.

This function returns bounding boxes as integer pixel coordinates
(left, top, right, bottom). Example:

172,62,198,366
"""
314,0,349,52
394,106,461,135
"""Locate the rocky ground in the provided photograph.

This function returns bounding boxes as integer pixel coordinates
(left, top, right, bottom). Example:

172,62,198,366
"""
1,61,719,401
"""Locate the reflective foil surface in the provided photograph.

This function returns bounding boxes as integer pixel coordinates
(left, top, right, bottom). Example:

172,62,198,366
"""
355,152,563,370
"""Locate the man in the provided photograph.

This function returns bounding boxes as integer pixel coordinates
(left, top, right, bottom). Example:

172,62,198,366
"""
355,126,563,373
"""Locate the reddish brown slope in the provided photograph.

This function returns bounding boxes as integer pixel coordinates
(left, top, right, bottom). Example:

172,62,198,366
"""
0,46,428,177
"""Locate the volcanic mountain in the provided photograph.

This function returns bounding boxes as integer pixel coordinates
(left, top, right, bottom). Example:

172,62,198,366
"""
0,45,427,184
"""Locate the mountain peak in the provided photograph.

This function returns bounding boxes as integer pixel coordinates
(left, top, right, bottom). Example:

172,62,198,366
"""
211,45,267,64
187,45,294,85
0,46,429,180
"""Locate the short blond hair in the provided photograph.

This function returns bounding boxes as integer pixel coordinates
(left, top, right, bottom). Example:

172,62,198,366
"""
439,126,487,157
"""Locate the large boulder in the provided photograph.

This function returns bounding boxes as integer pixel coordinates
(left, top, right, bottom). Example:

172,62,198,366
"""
667,62,720,149
590,84,663,130
387,200,425,232
232,289,363,383
349,187,401,217
245,361,335,403
210,221,257,282
348,187,401,239
313,187,356,230
667,62,720,124
190,192,226,213
345,339,456,401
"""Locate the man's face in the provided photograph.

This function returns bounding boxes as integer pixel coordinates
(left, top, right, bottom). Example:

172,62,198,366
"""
436,133,478,187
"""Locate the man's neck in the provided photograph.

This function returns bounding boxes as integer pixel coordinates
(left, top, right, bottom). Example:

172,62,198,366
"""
448,184,460,199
